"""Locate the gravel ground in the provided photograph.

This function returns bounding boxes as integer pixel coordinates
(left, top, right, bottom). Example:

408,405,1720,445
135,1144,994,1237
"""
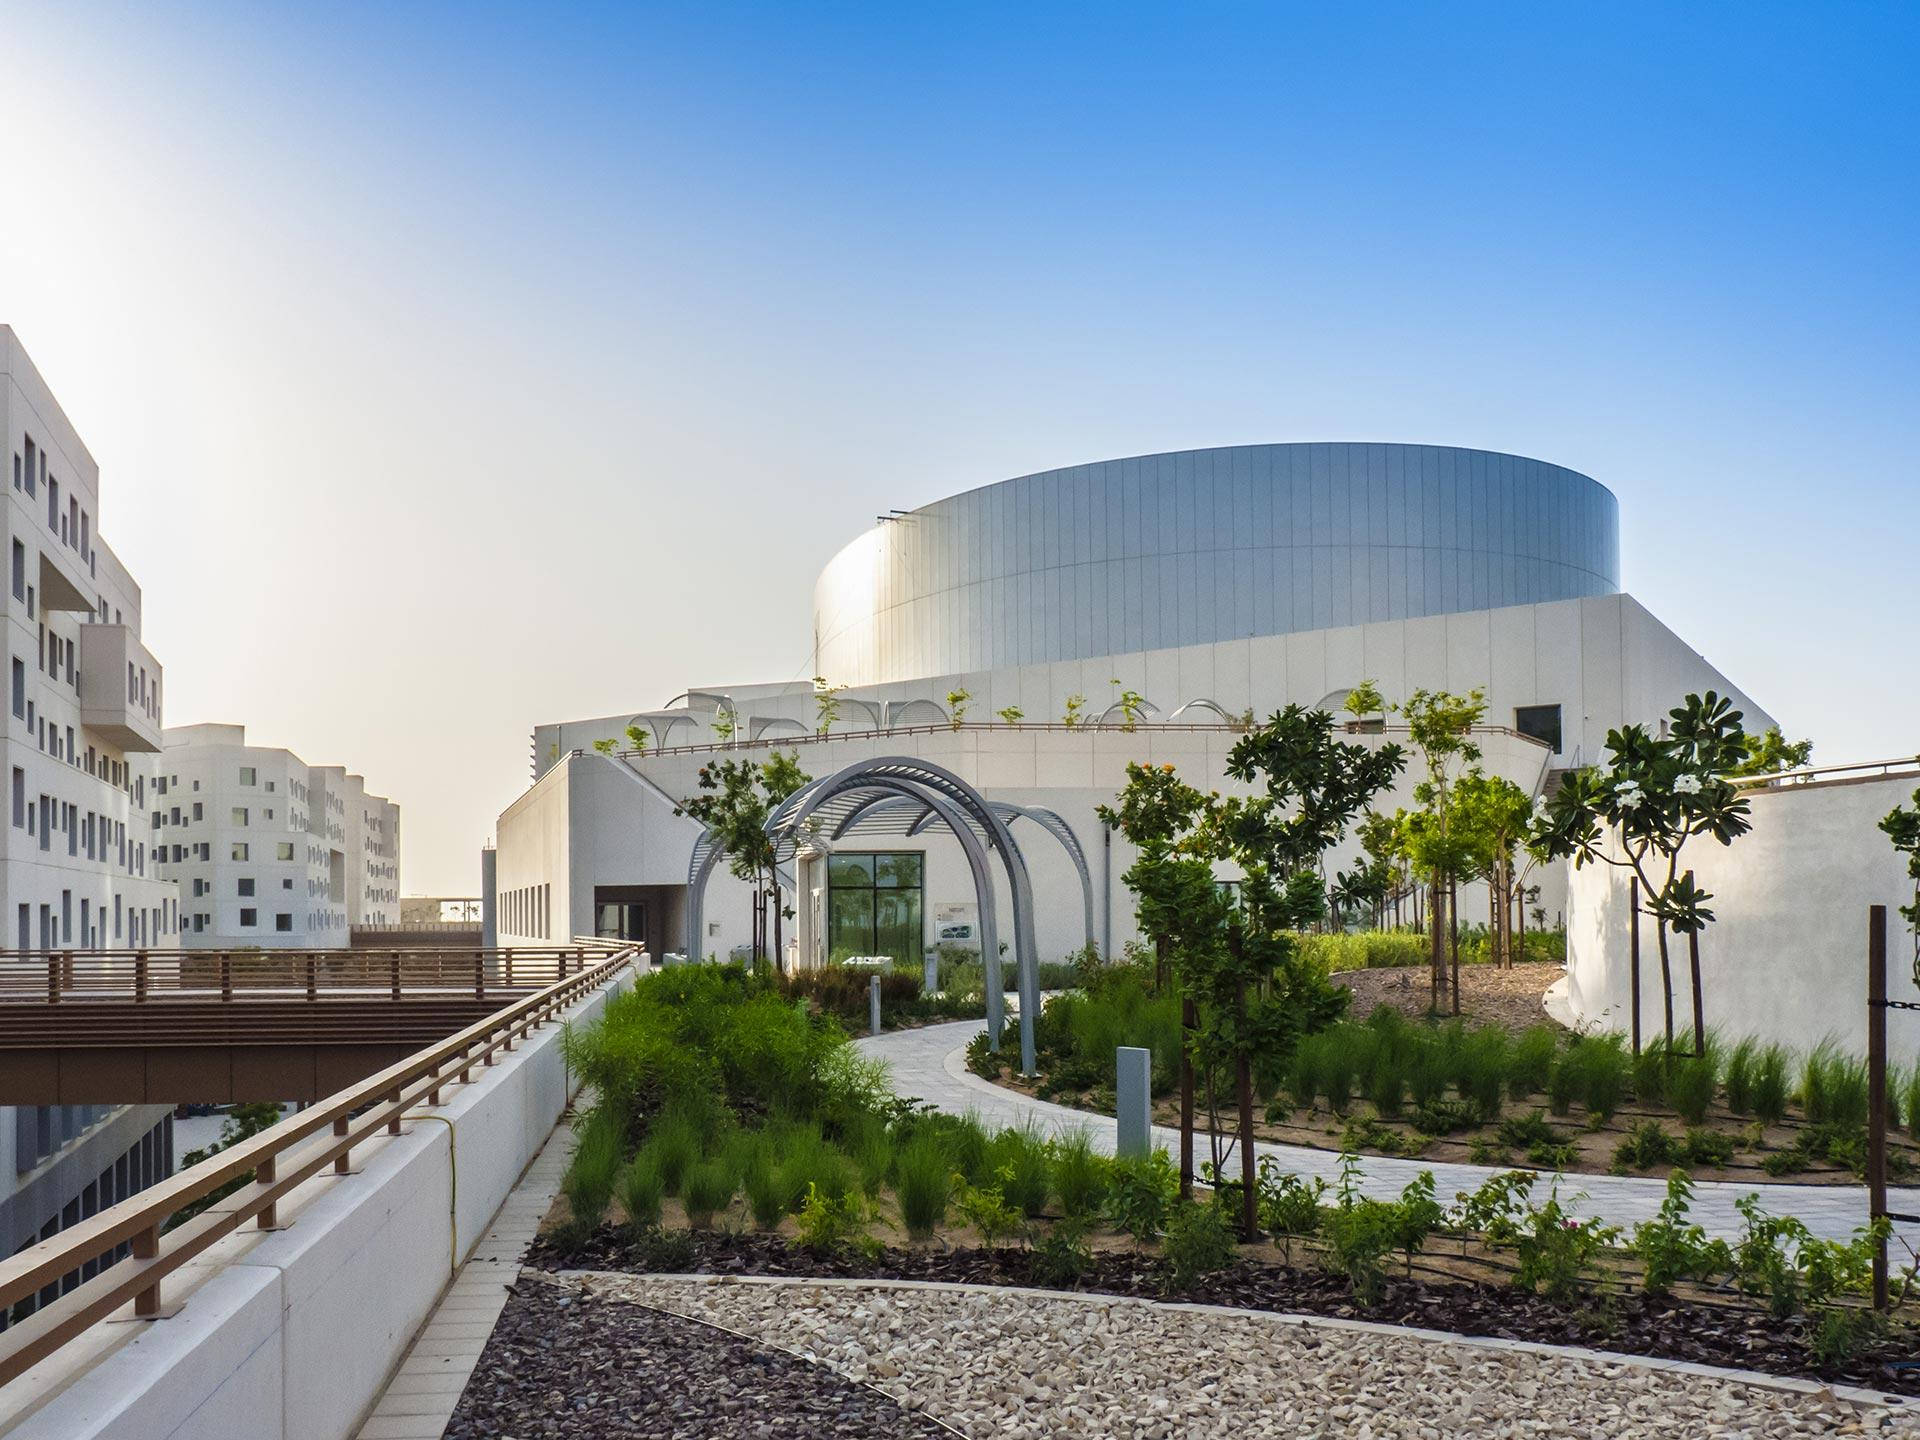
443,1273,954,1439
1336,961,1566,1033
581,1272,1920,1439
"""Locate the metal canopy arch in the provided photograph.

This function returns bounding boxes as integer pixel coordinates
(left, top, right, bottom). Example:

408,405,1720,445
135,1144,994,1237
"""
882,697,949,730
826,794,1095,955
1168,697,1235,722
748,716,810,742
763,756,1041,1072
1093,697,1159,727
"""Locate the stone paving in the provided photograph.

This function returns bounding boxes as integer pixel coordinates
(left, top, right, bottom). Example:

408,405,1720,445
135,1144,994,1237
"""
599,1273,1920,1438
858,1019,1920,1248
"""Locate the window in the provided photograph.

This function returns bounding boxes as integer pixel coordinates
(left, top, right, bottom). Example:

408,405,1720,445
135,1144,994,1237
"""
238,878,255,897
232,843,249,861
826,852,924,964
240,767,256,786
192,802,203,821
239,908,257,928
9,658,22,720
277,841,294,861
275,913,292,932
1514,704,1563,754
282,877,293,890
10,540,22,601
10,768,22,829
232,807,248,826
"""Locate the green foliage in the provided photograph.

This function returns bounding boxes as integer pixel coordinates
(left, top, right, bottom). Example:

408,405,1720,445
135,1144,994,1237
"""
1723,1037,1758,1115
1494,1110,1560,1151
1452,1168,1537,1243
739,1136,787,1229
1681,1127,1735,1168
562,1109,623,1231
1883,784,1920,933
781,966,922,1028
682,1158,737,1228
1611,1120,1679,1174
1507,1026,1560,1099
1320,1151,1402,1303
1036,965,1182,1096
1630,1171,1732,1295
1256,1159,1327,1239
1291,930,1431,973
165,1102,286,1233
1559,1032,1630,1121
1509,1186,1619,1302
616,1154,665,1230
893,1136,951,1239
996,704,1024,726
1390,1171,1444,1274
774,1123,857,1212
1731,727,1813,777
1666,1049,1718,1126
1163,1199,1238,1286
953,1174,1025,1249
1030,1215,1095,1285
1104,1149,1178,1242
1751,1043,1791,1125
1800,1041,1868,1129
1411,1097,1480,1135
674,751,811,951
945,687,971,727
1051,1131,1112,1219
986,1122,1053,1217
795,1183,871,1255
643,1107,704,1196
965,1028,1003,1079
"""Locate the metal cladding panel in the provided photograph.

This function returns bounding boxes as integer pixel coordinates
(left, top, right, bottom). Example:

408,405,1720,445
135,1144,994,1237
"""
813,442,1620,687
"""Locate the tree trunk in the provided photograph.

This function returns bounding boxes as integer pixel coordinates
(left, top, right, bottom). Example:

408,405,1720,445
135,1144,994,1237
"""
1687,881,1705,1056
1236,983,1258,1241
1657,921,1676,1054
1516,879,1526,964
1429,876,1446,1012
1449,874,1461,1016
772,882,784,976
1179,995,1196,1201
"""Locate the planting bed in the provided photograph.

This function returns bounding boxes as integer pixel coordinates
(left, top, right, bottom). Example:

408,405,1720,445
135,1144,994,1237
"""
528,1226,1920,1401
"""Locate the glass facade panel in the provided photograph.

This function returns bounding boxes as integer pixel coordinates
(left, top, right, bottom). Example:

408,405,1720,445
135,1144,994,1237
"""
826,851,923,964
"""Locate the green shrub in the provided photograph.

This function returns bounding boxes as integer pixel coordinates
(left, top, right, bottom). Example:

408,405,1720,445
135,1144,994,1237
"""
1495,1110,1559,1150
1406,1039,1450,1110
1105,1150,1178,1242
1256,1159,1326,1242
987,1122,1053,1217
1163,1200,1238,1286
1681,1127,1735,1168
1545,1051,1579,1116
1569,1033,1630,1121
683,1158,737,1228
740,1139,787,1229
1030,1215,1095,1285
1723,1037,1758,1115
1751,1044,1790,1125
562,1110,623,1231
1510,1186,1619,1301
1631,1035,1669,1106
645,1107,704,1196
1526,1140,1578,1169
1801,1042,1868,1129
953,1176,1025,1249
1666,1051,1717,1126
843,1112,893,1198
1905,1063,1920,1141
1322,1155,1401,1305
781,965,922,1027
773,1123,856,1212
1508,1026,1559,1100
894,1135,951,1239
796,1182,870,1255
1293,930,1431,972
1051,1131,1112,1219
965,1029,1002,1080
616,1154,665,1230
1631,1170,1732,1295
1456,1028,1509,1121
1411,1097,1478,1135
1611,1119,1678,1173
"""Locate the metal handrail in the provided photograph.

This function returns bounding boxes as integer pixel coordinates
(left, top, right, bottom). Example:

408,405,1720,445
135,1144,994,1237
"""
571,719,1551,761
0,945,643,1386
1736,755,1920,792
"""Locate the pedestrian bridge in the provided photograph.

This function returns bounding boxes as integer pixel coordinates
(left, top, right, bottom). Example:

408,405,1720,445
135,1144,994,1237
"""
0,946,604,1103
0,942,643,1439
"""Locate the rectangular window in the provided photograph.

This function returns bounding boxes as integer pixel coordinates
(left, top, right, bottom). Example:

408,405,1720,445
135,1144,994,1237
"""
826,851,925,964
232,808,247,826
240,766,256,786
239,908,257,928
1514,704,1563,754
10,540,23,601
238,878,255,897
10,657,22,720
10,768,22,828
277,841,295,861
232,843,249,861
275,913,292,932
192,802,203,821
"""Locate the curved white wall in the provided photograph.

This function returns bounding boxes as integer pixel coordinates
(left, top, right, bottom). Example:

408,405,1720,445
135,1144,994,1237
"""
1565,772,1920,1058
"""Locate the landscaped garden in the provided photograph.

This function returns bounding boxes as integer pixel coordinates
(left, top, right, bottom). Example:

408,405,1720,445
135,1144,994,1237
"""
540,960,1919,1397
981,948,1920,1185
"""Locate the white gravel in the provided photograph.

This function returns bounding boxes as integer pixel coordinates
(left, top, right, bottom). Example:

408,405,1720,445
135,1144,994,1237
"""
574,1273,1918,1439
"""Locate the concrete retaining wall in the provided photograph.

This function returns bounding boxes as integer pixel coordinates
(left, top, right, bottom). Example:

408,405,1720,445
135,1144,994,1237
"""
5,969,631,1440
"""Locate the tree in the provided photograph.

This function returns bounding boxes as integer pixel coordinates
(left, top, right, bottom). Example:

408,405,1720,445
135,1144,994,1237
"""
1343,680,1386,731
946,688,972,728
1881,787,1920,990
676,751,811,973
592,738,617,755
1452,773,1536,968
813,677,846,735
1109,680,1149,731
996,704,1024,726
1062,693,1087,728
1395,688,1486,1010
1532,692,1752,1055
1732,726,1814,776
623,723,651,755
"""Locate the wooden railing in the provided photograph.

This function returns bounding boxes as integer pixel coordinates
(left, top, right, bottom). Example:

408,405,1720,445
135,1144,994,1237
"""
0,944,643,1387
0,946,616,1003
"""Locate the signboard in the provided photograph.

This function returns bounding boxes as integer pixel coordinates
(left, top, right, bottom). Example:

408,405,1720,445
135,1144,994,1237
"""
933,901,977,946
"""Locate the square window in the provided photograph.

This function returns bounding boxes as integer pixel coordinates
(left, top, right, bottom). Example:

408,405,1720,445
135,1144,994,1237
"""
232,843,249,861
240,767,256,786
232,807,248,826
239,908,257,927
238,878,255,897
275,913,292,932
1514,704,1563,753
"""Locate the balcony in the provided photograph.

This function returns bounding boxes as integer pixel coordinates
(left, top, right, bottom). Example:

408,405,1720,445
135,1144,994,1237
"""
38,541,93,613
78,623,163,752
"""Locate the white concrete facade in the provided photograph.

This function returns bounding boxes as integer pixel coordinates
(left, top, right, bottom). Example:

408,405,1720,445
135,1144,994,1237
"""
140,724,400,949
1564,766,1920,1058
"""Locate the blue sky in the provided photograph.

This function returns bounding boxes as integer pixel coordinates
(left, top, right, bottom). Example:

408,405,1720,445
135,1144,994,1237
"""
1,2,1914,891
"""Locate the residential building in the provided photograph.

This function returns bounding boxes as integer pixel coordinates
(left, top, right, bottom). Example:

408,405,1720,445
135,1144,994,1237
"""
141,725,401,948
0,326,174,1272
496,442,1774,966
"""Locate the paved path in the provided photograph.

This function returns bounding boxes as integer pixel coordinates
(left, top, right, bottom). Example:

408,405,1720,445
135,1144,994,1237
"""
859,1019,1920,1249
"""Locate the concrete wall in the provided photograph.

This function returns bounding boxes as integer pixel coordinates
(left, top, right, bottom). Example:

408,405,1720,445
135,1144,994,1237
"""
1564,773,1920,1059
2,966,636,1440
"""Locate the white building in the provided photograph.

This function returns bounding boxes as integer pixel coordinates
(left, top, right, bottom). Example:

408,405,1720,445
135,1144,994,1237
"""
496,443,1774,970
142,724,401,948
1,327,176,1274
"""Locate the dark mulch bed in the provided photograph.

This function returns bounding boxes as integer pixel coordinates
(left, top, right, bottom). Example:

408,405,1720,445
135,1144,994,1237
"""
443,1275,952,1439
528,1227,1920,1399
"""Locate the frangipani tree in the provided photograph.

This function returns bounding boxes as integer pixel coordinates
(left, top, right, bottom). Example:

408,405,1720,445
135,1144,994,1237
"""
1881,787,1920,990
1531,692,1752,1054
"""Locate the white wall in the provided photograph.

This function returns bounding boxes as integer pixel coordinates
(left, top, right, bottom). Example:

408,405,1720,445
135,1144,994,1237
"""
0,966,635,1440
1564,771,1920,1059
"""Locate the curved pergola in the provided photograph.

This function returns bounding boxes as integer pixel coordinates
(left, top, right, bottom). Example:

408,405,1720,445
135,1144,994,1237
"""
821,795,1094,953
684,756,1042,1072
748,716,810,742
1167,697,1235,722
882,697,949,729
1093,697,1159,727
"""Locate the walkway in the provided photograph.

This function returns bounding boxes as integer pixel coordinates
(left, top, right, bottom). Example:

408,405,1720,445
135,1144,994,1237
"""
858,1019,1920,1248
